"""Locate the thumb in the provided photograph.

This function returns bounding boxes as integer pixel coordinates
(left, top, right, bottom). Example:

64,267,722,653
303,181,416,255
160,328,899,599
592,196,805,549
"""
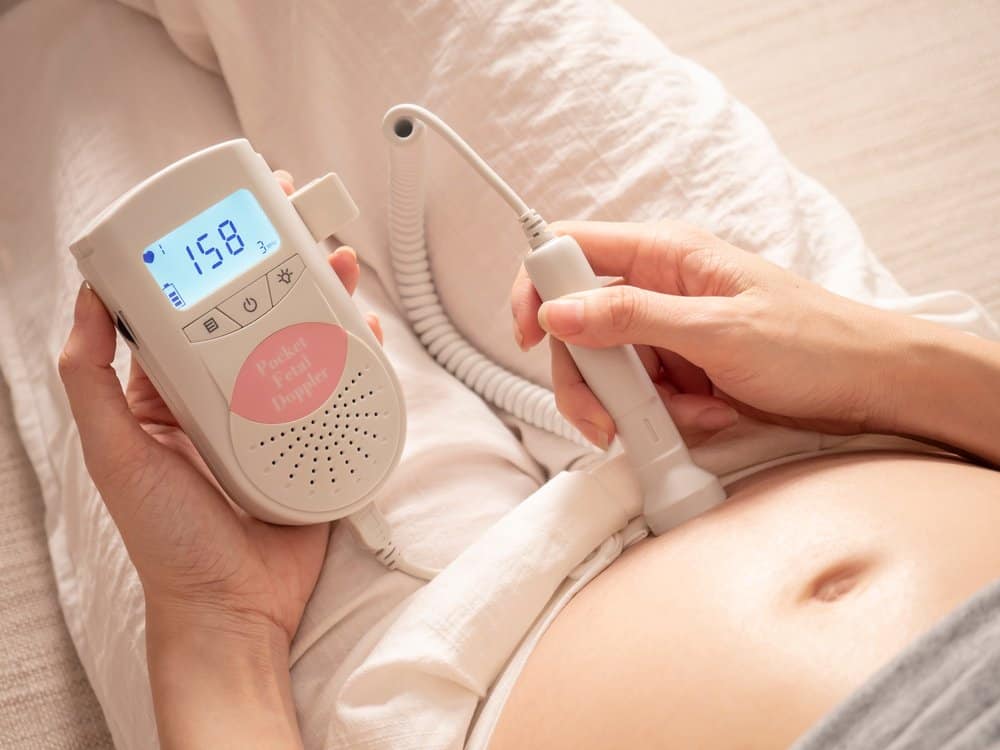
59,283,154,482
538,285,718,354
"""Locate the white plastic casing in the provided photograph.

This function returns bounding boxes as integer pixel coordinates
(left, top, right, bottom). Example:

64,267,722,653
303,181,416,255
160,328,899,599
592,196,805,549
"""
70,139,406,524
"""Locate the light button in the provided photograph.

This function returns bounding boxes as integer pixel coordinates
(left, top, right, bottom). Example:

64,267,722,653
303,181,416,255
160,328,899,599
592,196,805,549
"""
267,255,305,305
184,309,240,342
219,275,272,326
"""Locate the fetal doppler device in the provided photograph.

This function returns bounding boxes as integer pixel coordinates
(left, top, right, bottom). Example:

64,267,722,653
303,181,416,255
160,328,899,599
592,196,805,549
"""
70,105,725,578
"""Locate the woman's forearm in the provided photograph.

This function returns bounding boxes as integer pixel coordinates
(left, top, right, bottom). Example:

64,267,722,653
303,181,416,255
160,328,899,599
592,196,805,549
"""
146,604,303,750
879,314,1000,467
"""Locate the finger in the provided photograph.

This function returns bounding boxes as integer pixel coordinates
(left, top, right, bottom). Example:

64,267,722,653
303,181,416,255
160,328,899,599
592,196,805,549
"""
511,264,544,350
274,169,295,196
58,283,153,478
127,355,149,391
328,245,360,295
634,344,664,383
550,337,736,447
549,338,614,449
538,285,724,357
657,390,739,444
125,356,180,427
656,348,712,395
548,220,716,291
366,313,384,345
512,221,706,350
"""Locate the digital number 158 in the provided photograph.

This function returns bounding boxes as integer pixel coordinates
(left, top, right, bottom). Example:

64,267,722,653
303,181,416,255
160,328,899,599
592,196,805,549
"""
184,219,244,275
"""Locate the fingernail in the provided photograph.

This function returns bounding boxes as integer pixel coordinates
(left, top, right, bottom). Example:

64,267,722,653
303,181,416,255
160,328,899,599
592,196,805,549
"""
698,406,739,431
274,169,294,184
74,280,93,322
539,299,584,336
580,420,611,450
512,323,525,350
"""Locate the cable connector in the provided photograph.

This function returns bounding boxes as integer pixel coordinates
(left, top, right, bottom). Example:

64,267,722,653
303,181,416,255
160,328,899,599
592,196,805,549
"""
519,209,555,250
346,504,438,581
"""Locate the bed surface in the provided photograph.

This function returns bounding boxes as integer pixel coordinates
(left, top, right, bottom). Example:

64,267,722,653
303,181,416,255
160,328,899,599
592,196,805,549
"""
1,1,996,745
635,0,1000,320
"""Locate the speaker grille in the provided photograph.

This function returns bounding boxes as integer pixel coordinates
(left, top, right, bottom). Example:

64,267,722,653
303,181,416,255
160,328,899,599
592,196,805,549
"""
231,332,402,514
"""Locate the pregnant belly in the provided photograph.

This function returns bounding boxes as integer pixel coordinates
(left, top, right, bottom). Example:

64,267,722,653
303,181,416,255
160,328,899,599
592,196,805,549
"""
489,452,1000,750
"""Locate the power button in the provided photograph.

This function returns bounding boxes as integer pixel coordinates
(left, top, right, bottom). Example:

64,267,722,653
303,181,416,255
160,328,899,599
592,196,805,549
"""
218,276,272,326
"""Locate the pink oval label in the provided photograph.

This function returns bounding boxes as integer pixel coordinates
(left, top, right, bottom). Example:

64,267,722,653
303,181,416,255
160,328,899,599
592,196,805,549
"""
230,322,347,424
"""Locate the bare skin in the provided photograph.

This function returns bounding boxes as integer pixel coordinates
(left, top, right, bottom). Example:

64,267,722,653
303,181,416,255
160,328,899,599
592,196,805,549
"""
490,220,1000,748
489,451,1000,749
59,214,1000,746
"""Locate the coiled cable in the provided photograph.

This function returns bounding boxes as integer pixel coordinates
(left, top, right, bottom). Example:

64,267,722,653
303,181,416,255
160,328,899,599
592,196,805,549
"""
381,104,589,447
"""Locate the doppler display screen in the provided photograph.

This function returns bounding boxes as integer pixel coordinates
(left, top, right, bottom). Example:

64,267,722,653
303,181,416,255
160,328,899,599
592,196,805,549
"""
142,189,281,310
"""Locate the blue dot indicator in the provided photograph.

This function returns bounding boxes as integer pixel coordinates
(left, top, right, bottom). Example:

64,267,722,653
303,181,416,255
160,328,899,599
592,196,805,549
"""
142,250,156,264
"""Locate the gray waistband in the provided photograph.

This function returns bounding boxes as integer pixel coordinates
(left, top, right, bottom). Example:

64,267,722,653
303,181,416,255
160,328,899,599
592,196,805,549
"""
792,576,1000,750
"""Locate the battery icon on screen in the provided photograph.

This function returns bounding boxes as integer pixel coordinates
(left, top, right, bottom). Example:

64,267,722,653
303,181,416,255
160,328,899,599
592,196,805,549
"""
163,283,185,308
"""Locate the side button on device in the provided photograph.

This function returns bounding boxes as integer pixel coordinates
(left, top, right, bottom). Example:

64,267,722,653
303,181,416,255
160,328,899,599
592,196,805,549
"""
218,276,272,326
115,313,137,347
266,255,305,305
184,309,240,342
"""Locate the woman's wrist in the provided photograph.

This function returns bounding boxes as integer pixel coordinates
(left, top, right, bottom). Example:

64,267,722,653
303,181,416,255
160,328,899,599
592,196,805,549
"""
875,312,1000,466
146,600,303,750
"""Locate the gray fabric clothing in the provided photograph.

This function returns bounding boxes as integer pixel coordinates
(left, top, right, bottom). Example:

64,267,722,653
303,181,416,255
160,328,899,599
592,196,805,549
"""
793,577,1000,750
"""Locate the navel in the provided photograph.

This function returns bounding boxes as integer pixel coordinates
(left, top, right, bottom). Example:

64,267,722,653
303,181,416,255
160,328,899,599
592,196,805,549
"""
804,558,875,603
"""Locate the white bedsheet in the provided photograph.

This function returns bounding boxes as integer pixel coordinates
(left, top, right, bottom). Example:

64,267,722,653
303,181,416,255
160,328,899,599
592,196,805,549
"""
0,1,995,748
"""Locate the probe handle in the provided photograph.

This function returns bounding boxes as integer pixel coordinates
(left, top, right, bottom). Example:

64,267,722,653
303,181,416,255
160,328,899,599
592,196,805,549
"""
524,234,726,533
524,235,681,461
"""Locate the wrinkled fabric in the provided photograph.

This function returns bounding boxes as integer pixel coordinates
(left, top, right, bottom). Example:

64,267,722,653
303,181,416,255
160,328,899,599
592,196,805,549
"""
0,1,996,748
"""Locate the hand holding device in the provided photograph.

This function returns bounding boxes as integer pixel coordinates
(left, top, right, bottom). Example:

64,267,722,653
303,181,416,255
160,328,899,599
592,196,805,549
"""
70,140,406,525
383,105,726,533
512,220,905,438
60,173,379,744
